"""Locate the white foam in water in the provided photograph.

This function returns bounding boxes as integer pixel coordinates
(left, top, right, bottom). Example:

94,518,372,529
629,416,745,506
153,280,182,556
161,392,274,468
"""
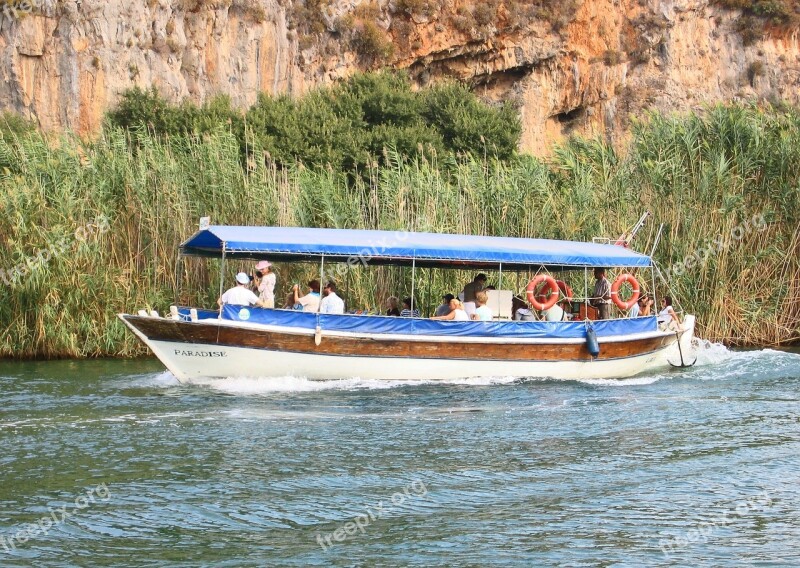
187,374,520,394
574,375,666,387
123,371,181,388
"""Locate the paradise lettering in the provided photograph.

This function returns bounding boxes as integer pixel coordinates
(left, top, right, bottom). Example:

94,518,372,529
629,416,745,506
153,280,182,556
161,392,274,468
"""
173,350,227,358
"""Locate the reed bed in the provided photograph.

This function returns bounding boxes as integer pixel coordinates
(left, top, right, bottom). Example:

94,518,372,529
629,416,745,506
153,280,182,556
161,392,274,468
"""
0,104,798,357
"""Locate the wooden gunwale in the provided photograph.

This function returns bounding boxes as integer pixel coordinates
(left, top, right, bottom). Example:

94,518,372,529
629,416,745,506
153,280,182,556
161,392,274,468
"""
125,316,675,363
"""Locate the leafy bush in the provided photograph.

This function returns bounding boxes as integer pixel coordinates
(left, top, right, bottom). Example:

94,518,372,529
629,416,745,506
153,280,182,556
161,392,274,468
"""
111,71,521,172
0,111,36,139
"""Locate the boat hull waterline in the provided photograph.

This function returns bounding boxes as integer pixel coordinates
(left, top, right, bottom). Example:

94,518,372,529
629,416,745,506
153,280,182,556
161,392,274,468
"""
119,314,696,382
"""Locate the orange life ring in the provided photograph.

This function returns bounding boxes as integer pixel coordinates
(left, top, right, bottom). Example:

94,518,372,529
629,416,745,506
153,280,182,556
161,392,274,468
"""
611,273,641,309
535,279,574,304
526,275,559,311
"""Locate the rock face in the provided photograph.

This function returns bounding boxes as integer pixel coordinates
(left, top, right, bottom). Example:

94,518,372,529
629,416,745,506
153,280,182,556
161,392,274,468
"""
1,0,798,155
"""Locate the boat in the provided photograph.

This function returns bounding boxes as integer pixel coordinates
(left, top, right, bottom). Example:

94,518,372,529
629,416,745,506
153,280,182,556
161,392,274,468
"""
119,225,696,382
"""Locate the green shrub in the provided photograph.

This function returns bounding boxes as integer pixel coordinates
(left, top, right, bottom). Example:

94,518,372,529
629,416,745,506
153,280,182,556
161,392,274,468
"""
351,21,394,62
0,111,36,140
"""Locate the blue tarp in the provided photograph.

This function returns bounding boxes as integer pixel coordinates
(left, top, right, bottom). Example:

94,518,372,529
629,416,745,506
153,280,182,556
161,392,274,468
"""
220,305,658,339
181,226,651,268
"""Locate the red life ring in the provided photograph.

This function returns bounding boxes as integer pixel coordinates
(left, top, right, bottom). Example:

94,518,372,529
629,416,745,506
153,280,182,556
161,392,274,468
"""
536,279,573,304
611,273,641,309
526,275,559,311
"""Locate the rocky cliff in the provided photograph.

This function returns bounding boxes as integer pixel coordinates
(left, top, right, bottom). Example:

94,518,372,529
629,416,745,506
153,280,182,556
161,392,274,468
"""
1,0,798,155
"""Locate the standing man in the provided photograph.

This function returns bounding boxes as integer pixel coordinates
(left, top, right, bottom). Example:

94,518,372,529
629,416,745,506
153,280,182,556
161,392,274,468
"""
254,260,276,308
462,273,487,303
591,268,612,320
319,281,345,314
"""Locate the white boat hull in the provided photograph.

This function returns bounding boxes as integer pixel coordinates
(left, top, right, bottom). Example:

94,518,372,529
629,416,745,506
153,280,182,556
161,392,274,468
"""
121,313,696,383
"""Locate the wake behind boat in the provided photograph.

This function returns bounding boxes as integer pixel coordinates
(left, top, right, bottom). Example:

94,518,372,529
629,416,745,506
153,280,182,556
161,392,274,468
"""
119,225,696,382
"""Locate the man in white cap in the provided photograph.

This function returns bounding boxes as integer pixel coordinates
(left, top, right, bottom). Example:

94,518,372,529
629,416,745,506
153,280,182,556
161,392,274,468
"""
253,260,276,308
218,272,268,309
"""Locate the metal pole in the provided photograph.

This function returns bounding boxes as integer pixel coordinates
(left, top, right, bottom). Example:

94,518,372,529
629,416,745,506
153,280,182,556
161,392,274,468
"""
498,262,503,290
410,257,416,316
319,254,325,313
584,266,591,321
218,243,227,300
174,252,183,305
649,223,664,258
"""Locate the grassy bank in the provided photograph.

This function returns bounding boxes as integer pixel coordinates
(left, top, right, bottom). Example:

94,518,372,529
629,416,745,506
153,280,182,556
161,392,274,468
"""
0,104,798,357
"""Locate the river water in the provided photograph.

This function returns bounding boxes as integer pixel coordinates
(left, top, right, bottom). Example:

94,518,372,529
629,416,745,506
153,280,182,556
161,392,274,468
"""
1,343,799,566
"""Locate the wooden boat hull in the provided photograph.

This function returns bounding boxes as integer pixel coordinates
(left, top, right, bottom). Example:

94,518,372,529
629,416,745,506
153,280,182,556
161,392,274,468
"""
119,314,696,382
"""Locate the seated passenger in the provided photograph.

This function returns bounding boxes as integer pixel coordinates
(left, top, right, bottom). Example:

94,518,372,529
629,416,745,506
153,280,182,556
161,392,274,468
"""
472,291,493,321
319,281,345,314
628,297,641,318
292,279,321,313
435,294,455,317
400,297,420,318
385,296,401,316
638,294,654,317
543,300,567,322
218,272,268,309
431,298,469,321
657,296,682,330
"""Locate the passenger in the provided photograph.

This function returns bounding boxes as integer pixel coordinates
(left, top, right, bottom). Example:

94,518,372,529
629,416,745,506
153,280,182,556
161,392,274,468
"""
253,260,276,308
658,296,682,330
462,273,488,302
292,279,321,313
543,299,568,322
385,296,401,316
628,297,640,318
591,268,612,320
218,272,268,309
435,294,455,317
319,281,345,314
283,290,298,309
400,297,420,318
431,298,469,321
472,291,493,321
639,294,654,317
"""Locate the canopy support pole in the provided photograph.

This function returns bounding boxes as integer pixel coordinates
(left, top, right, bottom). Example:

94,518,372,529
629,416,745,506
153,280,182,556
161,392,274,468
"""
410,257,416,316
584,266,588,315
499,262,503,290
174,252,183,306
218,243,227,300
319,255,325,313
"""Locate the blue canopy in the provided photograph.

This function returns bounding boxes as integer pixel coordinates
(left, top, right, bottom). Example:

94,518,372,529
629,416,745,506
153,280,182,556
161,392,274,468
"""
180,226,651,268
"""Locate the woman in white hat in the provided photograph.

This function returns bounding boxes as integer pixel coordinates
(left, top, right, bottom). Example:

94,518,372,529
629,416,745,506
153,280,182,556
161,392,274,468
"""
254,260,276,308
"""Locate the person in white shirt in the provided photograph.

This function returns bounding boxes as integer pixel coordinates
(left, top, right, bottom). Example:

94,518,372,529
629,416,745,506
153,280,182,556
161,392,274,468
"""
292,279,321,312
254,260,276,308
319,281,345,314
472,291,493,321
628,299,640,318
218,273,268,309
431,298,469,321
544,304,563,321
657,296,682,330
